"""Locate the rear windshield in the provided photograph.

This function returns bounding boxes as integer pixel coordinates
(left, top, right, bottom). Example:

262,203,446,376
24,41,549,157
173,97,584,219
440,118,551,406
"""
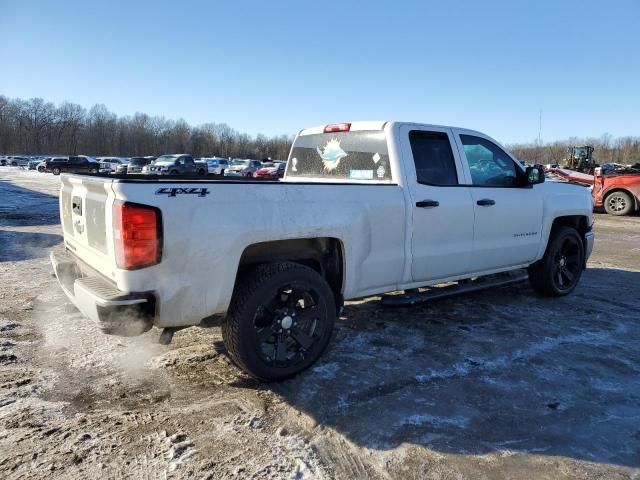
287,130,392,181
129,159,147,166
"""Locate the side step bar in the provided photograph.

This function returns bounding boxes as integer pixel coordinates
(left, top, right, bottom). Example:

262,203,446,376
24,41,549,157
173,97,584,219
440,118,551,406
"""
380,270,529,307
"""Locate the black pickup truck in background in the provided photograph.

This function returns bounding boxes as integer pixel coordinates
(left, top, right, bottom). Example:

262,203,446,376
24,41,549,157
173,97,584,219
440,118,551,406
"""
46,156,99,175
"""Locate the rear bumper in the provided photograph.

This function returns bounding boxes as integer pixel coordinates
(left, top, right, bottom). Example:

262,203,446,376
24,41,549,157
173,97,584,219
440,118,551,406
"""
50,250,155,336
584,231,594,265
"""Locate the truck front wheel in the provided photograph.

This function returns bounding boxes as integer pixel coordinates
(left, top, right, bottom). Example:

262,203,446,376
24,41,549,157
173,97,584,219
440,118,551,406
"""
604,191,633,216
222,262,336,381
528,226,584,297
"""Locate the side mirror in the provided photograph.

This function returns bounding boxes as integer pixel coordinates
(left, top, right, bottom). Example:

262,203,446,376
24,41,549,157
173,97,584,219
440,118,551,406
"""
524,166,545,185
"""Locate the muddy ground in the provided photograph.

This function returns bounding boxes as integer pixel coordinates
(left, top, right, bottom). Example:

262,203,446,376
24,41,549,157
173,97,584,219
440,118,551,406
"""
0,167,639,479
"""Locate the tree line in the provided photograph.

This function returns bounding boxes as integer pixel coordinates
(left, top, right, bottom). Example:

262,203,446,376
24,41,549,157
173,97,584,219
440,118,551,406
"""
2,95,639,165
0,95,293,160
508,134,640,166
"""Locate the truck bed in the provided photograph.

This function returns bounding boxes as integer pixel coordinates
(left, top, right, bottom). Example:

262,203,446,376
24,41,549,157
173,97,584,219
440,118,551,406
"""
58,172,406,329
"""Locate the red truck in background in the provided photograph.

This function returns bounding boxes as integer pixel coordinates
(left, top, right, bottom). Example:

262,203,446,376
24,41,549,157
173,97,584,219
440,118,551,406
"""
546,166,640,216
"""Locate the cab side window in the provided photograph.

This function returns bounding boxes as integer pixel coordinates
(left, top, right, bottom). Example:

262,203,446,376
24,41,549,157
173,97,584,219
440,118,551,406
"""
460,135,518,187
409,131,458,185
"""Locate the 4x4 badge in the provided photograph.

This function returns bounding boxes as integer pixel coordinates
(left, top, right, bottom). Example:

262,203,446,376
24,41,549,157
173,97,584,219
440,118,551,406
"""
155,187,210,197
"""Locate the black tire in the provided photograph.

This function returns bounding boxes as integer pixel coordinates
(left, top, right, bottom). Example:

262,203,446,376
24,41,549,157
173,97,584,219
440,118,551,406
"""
197,169,205,175
37,167,45,172
170,170,178,175
222,262,336,381
528,226,584,297
52,167,61,175
90,168,98,174
604,191,633,216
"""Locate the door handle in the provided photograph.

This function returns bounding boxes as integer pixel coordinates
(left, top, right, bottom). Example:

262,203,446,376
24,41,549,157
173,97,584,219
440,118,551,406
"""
476,199,496,206
416,200,440,208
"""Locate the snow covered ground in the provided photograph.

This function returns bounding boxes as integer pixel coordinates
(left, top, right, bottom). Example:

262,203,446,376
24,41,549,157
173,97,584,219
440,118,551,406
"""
1,166,639,479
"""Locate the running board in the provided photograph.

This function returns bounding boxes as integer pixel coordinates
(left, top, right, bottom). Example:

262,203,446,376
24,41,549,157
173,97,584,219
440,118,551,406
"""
380,270,529,307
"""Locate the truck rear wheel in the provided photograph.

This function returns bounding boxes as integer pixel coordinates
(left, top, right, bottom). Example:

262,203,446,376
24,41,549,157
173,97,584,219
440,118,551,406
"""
222,262,335,381
528,226,584,297
52,167,61,175
604,191,633,216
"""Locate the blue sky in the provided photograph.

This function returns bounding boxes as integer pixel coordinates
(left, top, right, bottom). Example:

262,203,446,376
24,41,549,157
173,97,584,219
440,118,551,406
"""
1,0,638,143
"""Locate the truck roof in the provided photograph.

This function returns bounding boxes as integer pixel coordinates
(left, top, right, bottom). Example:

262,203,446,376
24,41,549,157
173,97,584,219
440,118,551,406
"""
298,121,485,137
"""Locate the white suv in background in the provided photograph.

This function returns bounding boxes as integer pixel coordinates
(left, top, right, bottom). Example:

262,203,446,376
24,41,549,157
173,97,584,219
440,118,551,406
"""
97,157,128,173
203,157,230,175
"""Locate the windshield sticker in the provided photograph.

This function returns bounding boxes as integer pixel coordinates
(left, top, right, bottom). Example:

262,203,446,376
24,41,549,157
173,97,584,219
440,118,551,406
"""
317,139,348,171
376,165,386,178
349,169,374,180
291,157,298,172
372,152,381,164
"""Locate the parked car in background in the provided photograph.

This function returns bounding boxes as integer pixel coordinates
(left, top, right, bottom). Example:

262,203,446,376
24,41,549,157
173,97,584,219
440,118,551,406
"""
28,159,41,170
141,154,205,175
254,161,286,179
97,157,127,173
39,157,68,172
47,156,99,175
0,156,7,166
224,159,262,177
120,156,154,174
204,158,229,175
8,156,29,166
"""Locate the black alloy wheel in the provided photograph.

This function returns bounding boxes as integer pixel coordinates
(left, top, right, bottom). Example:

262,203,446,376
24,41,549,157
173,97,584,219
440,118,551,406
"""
222,262,335,380
552,235,582,292
252,284,327,369
528,226,584,296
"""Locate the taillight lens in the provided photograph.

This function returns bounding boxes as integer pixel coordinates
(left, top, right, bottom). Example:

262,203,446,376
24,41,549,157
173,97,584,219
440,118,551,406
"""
113,201,161,270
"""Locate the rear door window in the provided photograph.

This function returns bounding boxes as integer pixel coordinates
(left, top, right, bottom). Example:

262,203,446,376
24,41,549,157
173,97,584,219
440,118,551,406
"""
409,131,458,186
288,130,392,182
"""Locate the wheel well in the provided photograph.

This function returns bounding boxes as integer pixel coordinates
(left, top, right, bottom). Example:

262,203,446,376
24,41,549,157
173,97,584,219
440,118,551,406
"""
604,188,638,210
237,238,344,309
550,216,591,265
551,215,590,237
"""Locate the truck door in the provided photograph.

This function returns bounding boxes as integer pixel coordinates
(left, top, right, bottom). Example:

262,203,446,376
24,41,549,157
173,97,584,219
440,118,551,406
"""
182,156,195,173
67,156,82,173
399,125,475,282
452,130,544,272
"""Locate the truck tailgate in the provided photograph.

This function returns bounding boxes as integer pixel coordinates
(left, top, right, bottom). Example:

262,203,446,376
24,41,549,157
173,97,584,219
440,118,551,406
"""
60,174,117,281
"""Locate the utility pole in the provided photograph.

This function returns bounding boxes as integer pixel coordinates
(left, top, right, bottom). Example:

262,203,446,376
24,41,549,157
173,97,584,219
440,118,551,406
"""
538,109,542,145
537,109,543,163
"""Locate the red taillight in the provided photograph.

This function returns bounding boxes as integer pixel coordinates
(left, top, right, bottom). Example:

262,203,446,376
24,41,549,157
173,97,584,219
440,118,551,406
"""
113,201,161,270
324,122,351,133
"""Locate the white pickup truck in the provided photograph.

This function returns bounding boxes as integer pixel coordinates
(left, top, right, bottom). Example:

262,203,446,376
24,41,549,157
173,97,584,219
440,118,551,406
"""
51,121,594,380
